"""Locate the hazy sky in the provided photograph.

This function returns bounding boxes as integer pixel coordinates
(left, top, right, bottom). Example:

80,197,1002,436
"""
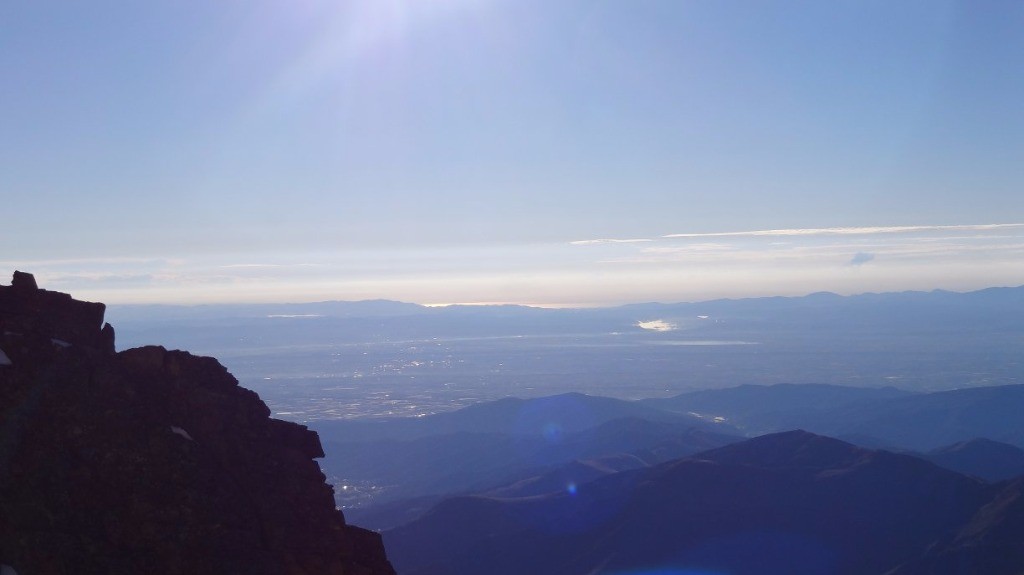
3,0,1022,305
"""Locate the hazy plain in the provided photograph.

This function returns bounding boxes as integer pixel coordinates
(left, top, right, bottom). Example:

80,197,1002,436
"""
111,287,1024,422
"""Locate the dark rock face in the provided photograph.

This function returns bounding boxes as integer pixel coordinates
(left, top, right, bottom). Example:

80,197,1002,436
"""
0,270,114,354
0,273,394,575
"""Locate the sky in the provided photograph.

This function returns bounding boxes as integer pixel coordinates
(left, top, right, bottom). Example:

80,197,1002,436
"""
2,0,1022,306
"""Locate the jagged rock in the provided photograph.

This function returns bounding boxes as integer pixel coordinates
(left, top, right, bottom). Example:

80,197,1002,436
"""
0,272,114,354
0,273,395,575
10,271,36,291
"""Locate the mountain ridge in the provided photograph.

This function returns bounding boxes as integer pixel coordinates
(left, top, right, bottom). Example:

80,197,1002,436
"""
106,283,1024,321
385,430,1006,575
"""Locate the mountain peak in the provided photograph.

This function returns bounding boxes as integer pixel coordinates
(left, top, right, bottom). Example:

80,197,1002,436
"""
926,437,1024,482
694,429,867,470
10,270,38,291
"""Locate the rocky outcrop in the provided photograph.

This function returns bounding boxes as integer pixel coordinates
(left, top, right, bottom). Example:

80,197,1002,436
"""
0,273,394,575
0,270,115,355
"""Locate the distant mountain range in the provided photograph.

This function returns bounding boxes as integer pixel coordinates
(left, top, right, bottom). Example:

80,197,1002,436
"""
100,281,1024,573
313,393,739,515
108,284,1024,322
315,383,1024,538
110,283,1024,350
643,383,1024,450
8,272,1024,574
109,284,1024,416
640,382,913,431
315,381,1024,455
923,438,1024,482
314,392,728,441
9,272,1024,574
385,431,1024,575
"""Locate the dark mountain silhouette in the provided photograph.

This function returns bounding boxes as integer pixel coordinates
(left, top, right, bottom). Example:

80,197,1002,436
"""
540,416,740,463
385,430,1009,575
314,395,734,511
478,454,649,499
889,477,1024,574
804,385,1024,450
325,417,739,525
0,273,394,574
322,431,538,505
923,438,1024,482
642,382,913,432
312,391,729,442
323,381,1024,526
346,453,655,532
643,382,1024,451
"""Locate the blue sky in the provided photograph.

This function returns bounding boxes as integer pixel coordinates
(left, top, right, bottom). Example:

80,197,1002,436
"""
2,0,1022,305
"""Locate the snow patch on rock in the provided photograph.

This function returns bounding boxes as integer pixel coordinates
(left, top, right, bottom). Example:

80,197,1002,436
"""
170,426,194,441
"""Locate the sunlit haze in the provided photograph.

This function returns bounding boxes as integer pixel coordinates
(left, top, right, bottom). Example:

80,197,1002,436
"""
3,1,1022,305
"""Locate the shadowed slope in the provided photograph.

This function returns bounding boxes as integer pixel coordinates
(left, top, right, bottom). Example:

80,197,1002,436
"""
386,431,992,575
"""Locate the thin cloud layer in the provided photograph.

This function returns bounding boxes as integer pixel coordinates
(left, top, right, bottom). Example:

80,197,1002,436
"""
555,222,1024,303
569,238,653,246
661,223,1024,239
5,223,1023,307
848,252,876,266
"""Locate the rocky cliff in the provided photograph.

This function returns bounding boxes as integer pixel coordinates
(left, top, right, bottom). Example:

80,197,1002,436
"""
0,272,395,575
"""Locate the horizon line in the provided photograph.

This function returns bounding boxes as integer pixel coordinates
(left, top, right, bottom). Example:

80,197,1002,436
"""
91,282,1024,311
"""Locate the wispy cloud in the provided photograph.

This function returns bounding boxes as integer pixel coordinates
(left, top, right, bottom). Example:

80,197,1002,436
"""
661,223,1024,239
641,243,736,254
594,231,1024,267
848,252,875,266
7,223,1022,306
570,238,653,246
0,256,170,268
219,263,323,269
46,273,155,287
